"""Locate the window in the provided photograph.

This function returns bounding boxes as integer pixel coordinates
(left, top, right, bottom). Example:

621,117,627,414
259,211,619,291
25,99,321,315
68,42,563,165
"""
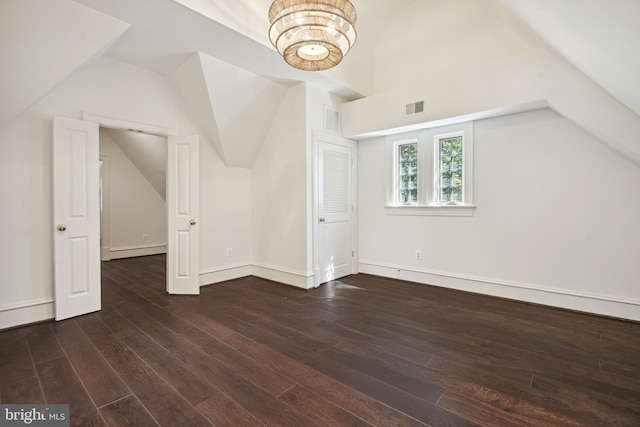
387,122,474,216
397,142,418,204
435,133,464,205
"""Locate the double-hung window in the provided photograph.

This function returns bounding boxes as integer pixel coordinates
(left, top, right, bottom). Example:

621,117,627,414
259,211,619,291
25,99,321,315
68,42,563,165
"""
387,122,474,216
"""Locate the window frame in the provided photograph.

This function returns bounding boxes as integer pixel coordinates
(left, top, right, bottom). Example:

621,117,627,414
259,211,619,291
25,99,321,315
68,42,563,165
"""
393,138,420,205
386,122,474,216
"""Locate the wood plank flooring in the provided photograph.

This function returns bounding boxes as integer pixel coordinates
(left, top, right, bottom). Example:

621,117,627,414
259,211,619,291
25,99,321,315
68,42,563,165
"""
1,254,639,426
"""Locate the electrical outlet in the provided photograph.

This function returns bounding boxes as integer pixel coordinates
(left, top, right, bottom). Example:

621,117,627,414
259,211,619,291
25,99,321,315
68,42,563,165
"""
143,234,149,241
415,250,422,260
226,248,232,257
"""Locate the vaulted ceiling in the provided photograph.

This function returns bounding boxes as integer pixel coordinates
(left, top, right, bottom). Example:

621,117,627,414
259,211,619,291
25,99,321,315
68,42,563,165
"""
1,0,639,167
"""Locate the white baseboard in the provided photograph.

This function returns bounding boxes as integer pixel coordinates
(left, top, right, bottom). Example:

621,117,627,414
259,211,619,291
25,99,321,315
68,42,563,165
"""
0,298,55,330
14,260,632,329
358,260,640,322
199,264,252,286
108,244,167,260
251,263,315,289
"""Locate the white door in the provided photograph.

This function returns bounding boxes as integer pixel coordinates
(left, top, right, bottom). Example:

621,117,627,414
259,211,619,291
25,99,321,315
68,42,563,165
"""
316,134,356,285
53,116,101,320
167,135,200,294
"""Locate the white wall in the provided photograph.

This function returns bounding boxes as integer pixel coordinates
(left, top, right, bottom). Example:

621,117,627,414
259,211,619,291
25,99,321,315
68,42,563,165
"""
373,0,537,93
252,83,311,287
0,0,129,127
343,49,640,168
198,138,253,284
99,129,167,259
0,110,55,327
0,56,253,328
358,109,640,320
249,82,347,287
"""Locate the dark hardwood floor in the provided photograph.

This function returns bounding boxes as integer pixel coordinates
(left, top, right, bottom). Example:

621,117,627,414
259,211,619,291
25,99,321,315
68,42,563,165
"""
1,254,639,426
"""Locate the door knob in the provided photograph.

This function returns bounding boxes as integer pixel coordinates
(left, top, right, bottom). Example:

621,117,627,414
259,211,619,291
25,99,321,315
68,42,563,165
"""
57,224,67,231
319,217,325,223
190,219,197,225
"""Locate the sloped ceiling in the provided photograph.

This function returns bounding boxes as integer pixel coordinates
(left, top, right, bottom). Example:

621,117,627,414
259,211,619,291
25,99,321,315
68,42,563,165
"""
73,0,360,97
499,0,640,117
171,52,287,168
1,0,638,167
173,0,415,97
0,0,129,128
106,129,167,199
170,52,224,161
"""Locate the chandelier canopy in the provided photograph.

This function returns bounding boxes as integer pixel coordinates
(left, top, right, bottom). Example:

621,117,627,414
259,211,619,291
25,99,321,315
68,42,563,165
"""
268,0,357,71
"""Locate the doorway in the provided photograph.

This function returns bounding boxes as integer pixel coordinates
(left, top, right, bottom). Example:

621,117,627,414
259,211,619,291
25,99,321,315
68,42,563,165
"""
53,115,200,320
99,128,168,263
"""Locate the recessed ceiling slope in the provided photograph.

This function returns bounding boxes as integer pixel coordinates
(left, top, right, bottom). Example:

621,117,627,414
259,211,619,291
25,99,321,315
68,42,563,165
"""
106,129,167,199
170,52,225,162
198,52,288,168
74,0,365,99
0,0,130,128
172,0,414,97
499,0,640,117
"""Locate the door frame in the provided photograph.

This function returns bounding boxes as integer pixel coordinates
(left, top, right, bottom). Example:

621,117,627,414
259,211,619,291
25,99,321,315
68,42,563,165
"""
83,112,190,295
312,130,358,288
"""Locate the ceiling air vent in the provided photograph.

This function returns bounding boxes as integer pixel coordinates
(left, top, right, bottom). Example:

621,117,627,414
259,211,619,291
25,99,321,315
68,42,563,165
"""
405,101,425,116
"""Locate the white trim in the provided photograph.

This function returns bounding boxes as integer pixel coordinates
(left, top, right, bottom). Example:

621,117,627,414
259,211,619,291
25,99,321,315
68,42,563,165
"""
312,131,358,288
83,112,188,298
108,244,167,259
432,123,474,206
384,205,476,217
252,263,315,289
199,264,252,286
387,131,422,206
358,260,640,321
352,100,549,140
386,122,474,215
83,113,179,136
99,155,111,261
0,299,55,330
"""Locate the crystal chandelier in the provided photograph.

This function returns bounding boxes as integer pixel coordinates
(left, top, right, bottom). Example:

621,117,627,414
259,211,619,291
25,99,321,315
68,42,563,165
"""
268,0,357,71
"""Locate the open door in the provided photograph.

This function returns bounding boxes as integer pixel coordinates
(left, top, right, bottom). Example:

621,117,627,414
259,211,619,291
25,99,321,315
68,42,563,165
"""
53,116,101,320
167,135,199,294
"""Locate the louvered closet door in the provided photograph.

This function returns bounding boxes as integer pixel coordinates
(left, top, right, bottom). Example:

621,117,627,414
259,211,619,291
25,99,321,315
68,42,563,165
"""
318,140,353,283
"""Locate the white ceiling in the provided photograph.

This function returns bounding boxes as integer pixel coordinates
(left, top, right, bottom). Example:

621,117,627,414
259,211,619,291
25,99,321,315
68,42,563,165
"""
68,0,640,116
499,0,640,116
1,0,638,169
73,0,378,99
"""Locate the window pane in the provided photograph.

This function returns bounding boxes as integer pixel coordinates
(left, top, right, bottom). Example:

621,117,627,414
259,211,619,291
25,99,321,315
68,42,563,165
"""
438,136,463,204
398,142,417,204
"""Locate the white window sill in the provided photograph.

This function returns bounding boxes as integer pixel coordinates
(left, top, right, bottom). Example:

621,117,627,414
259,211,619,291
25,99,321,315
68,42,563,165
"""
385,205,476,217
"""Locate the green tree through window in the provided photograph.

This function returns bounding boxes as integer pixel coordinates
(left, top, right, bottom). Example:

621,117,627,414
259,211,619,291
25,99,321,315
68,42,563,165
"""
439,137,463,203
398,143,418,203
